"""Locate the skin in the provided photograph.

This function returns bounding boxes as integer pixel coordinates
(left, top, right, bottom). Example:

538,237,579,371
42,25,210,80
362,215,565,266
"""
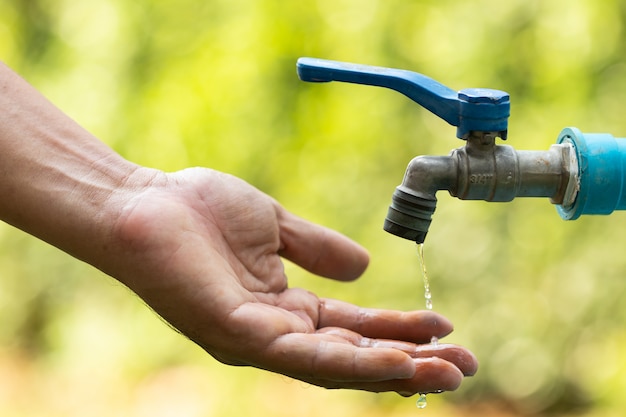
0,61,477,395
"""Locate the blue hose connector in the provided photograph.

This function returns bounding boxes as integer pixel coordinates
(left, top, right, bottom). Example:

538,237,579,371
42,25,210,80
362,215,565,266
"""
557,127,626,220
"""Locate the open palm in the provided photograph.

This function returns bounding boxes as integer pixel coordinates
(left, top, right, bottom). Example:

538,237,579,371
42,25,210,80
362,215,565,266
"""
106,167,477,395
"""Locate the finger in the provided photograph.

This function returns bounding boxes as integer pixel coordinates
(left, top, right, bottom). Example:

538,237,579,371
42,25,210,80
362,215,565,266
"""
333,357,465,395
412,343,478,376
264,333,464,394
265,332,416,382
276,209,369,281
317,327,478,376
319,299,454,343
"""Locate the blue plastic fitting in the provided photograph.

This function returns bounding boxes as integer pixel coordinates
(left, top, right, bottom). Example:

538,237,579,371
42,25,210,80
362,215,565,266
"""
297,57,510,139
557,127,626,220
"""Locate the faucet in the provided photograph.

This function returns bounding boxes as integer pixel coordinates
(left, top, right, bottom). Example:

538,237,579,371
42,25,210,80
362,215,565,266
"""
297,57,626,243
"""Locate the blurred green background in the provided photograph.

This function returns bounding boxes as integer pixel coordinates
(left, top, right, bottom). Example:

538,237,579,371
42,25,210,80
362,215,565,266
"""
2,0,626,415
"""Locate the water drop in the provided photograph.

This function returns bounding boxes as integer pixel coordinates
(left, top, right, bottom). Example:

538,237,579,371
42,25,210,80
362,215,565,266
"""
416,393,428,409
430,336,439,346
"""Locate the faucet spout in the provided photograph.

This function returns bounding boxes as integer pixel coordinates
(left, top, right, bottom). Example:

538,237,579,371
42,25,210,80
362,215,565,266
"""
383,155,457,243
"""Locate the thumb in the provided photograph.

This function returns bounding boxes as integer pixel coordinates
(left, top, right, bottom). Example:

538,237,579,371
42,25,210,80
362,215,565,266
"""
276,208,369,281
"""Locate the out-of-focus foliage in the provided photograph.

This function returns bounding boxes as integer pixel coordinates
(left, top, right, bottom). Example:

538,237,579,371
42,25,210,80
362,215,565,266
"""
2,0,626,415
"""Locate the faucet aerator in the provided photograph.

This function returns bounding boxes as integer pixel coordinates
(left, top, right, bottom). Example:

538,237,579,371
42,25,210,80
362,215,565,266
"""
383,188,437,243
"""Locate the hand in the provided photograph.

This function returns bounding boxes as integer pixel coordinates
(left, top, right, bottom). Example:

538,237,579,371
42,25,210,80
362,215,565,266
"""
98,167,478,395
0,61,476,395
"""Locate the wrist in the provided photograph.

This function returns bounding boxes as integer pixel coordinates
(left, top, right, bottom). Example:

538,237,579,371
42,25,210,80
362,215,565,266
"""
64,161,165,271
0,61,166,268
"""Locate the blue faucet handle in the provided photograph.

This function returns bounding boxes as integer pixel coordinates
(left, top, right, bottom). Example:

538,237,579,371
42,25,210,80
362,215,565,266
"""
296,57,510,140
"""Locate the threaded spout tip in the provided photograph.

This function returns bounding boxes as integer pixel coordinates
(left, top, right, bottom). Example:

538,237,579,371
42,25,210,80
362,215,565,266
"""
383,188,437,243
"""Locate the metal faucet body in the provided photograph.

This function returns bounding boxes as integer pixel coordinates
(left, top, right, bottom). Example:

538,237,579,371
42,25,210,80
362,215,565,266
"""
385,132,578,242
297,58,626,243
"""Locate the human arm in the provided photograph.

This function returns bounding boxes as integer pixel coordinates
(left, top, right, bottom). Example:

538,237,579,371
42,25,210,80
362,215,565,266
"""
0,61,477,395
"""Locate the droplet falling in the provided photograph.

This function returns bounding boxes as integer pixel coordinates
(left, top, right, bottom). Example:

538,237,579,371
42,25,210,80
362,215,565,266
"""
416,393,428,409
416,243,432,310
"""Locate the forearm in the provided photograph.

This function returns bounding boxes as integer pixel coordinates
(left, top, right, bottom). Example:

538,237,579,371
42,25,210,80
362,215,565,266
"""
0,62,150,264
